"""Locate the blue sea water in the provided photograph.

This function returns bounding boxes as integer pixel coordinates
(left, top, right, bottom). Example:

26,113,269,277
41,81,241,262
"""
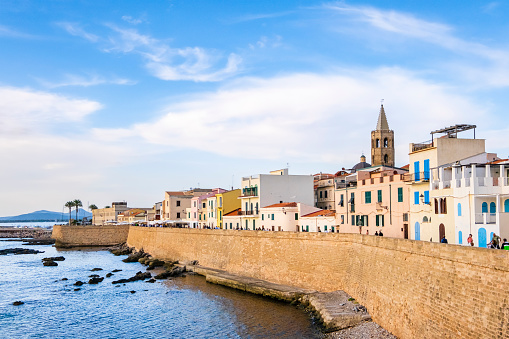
0,241,322,339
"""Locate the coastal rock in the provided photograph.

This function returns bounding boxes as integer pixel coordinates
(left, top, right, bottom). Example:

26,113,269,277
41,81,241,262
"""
43,260,58,266
74,281,84,286
88,277,104,284
146,278,156,283
106,273,113,278
74,288,81,292
42,256,65,262
89,274,100,278
122,250,147,263
90,268,103,272
22,238,56,245
61,278,68,281
111,271,151,284
12,301,24,306
130,290,136,294
155,266,186,280
0,248,44,255
109,243,134,256
112,269,122,273
146,259,165,270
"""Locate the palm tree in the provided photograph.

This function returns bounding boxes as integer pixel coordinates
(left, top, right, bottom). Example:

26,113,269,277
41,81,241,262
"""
89,204,98,210
74,199,83,221
65,201,75,225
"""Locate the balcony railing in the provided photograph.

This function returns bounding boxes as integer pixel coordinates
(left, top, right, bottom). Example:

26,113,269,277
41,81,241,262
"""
411,141,433,152
475,213,497,224
241,187,258,197
403,172,430,183
238,210,259,216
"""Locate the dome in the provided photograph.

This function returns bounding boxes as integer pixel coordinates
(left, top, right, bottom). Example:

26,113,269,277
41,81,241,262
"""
351,155,371,172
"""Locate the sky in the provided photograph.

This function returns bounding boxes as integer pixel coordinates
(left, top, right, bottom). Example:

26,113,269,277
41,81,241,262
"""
1,0,509,216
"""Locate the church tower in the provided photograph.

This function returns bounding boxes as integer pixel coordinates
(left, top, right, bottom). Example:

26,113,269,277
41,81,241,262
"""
371,104,395,167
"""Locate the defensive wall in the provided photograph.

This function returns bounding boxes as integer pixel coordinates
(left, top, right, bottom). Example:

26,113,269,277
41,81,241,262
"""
52,225,509,338
52,225,130,247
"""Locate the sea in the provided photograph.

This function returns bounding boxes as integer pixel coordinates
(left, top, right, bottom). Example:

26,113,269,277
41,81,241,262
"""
0,239,324,338
0,221,58,228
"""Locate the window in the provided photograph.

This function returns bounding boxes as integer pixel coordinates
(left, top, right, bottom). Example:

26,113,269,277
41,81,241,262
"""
490,202,496,214
199,215,201,220
176,200,181,207
194,212,196,218
398,187,403,202
219,197,222,207
376,138,380,148
424,159,430,181
320,191,323,198
219,211,222,220
365,191,371,204
194,201,196,207
376,214,385,226
176,212,181,219
424,190,429,204
458,203,462,216
295,213,298,220
384,138,388,147
403,213,408,222
384,154,388,164
188,212,190,219
341,215,344,224
245,220,248,229
377,190,382,202
351,215,355,225
414,191,419,205
203,202,206,208
363,215,369,226
414,161,420,181
339,194,344,207
482,202,488,213
262,214,264,220
271,214,274,220
253,220,255,229
306,225,309,232
325,191,328,198
324,226,327,231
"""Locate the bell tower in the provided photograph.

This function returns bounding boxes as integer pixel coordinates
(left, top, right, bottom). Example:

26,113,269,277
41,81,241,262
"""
371,104,395,167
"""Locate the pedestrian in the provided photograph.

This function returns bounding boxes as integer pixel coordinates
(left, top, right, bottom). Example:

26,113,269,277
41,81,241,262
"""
375,231,379,236
441,235,448,244
467,234,474,246
379,230,383,237
501,238,509,250
492,233,501,249
366,230,369,235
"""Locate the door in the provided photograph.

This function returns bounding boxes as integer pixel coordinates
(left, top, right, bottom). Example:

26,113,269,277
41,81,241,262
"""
478,228,487,248
439,223,445,241
414,222,420,241
404,224,408,239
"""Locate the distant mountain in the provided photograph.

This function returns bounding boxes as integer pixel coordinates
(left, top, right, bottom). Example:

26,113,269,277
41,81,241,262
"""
0,209,92,222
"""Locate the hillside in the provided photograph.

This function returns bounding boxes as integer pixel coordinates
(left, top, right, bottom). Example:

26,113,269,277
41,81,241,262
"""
0,209,92,222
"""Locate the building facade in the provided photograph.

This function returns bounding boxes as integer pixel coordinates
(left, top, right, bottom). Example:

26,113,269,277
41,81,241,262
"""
92,202,129,225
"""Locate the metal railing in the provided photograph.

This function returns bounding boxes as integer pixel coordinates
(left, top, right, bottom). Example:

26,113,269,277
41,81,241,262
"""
403,172,431,183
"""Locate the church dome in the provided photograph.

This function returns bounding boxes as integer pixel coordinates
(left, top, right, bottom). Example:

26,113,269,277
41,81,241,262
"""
352,155,371,172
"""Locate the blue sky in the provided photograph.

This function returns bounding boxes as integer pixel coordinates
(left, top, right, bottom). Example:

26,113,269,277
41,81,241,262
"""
1,0,508,216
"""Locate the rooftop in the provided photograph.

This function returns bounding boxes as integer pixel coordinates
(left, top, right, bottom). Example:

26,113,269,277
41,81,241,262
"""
263,202,298,208
301,210,336,218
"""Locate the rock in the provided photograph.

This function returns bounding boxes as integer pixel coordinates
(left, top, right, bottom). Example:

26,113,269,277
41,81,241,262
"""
108,243,134,256
90,268,103,271
147,259,165,270
88,277,104,284
112,269,122,273
106,273,113,278
22,238,55,245
111,271,152,284
74,281,84,286
163,261,178,271
122,250,147,263
12,301,24,306
89,274,100,278
43,260,58,266
146,278,156,283
138,257,148,265
61,278,68,281
155,266,186,280
0,248,44,255
42,256,65,261
130,290,136,294
74,288,81,291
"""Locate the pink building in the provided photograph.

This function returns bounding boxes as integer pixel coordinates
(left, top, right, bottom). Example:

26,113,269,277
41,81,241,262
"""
189,188,227,228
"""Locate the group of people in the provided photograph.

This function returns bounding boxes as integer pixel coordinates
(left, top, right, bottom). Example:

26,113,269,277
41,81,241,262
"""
465,233,508,249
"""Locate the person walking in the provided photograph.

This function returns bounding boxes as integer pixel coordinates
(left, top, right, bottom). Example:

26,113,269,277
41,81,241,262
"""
492,233,501,249
467,234,474,246
501,238,509,250
441,235,448,244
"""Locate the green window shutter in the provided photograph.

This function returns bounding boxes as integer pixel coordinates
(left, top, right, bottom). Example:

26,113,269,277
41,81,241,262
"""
378,190,382,202
365,191,371,204
272,214,274,220
376,215,379,226
324,225,327,231
351,215,355,225
364,215,368,226
295,213,298,220
381,215,385,226
262,214,264,220
397,187,402,202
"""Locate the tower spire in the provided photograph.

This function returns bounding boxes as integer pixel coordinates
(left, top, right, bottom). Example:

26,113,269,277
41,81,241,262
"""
376,104,390,131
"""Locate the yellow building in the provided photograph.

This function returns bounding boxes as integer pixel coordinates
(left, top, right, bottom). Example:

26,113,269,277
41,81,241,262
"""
216,189,241,229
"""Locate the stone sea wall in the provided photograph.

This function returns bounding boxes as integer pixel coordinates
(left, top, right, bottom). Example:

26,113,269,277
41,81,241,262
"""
126,227,509,339
52,225,129,247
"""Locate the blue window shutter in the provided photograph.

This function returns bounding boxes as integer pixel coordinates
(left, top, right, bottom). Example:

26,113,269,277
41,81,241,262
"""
414,191,420,205
424,191,429,204
414,161,420,181
424,159,430,180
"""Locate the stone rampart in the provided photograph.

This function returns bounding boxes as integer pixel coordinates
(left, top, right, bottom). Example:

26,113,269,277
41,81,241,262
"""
52,225,129,247
127,227,509,339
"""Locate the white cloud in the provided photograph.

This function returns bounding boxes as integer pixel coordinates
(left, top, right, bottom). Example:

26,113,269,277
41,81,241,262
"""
122,15,144,25
38,73,136,88
100,68,487,165
56,22,99,42
0,86,101,134
0,24,34,38
103,25,242,82
249,35,283,50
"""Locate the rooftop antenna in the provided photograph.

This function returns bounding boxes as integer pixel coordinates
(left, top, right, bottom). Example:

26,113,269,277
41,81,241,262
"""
381,98,384,105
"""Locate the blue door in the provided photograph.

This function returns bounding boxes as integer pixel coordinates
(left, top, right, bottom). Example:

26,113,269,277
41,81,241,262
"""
458,231,463,244
478,228,487,248
490,202,496,213
482,202,488,213
415,222,421,241
505,199,509,213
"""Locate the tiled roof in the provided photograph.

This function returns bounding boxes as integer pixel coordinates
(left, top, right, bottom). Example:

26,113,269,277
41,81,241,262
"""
263,202,298,208
301,210,336,218
223,208,241,216
401,164,410,170
165,191,187,196
488,159,509,165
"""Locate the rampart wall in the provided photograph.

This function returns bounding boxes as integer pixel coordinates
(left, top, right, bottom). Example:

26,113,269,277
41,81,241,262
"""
52,225,129,247
126,227,509,339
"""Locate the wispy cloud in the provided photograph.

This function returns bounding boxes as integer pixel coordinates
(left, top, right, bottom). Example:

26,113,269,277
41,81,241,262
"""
122,15,144,25
103,25,242,82
482,2,500,13
228,11,295,24
248,35,283,50
56,22,99,42
37,73,136,88
0,24,34,38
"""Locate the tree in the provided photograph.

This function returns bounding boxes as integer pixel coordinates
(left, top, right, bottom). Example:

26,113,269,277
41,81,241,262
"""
89,204,98,210
74,199,83,221
64,201,75,225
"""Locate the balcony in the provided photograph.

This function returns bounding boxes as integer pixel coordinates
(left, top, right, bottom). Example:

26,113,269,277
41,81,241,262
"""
241,187,258,197
475,213,497,224
411,141,433,153
238,210,259,216
403,172,430,183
